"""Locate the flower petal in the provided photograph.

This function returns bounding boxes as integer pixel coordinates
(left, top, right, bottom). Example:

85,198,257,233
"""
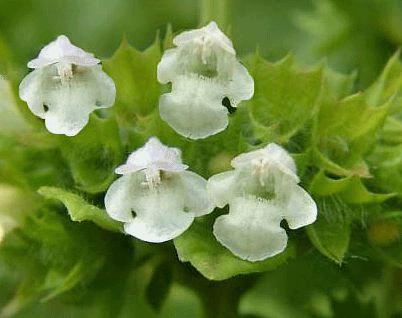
176,171,212,216
104,174,136,223
207,171,237,208
280,182,317,229
115,137,188,175
231,143,299,182
28,35,100,69
213,196,288,262
157,49,179,84
173,21,235,55
159,75,229,139
124,177,195,243
105,171,209,243
227,62,255,105
19,64,115,136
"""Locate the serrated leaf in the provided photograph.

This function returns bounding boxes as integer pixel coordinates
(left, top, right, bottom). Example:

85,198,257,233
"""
58,115,123,194
323,66,356,99
313,92,391,176
103,37,161,119
307,197,351,263
310,171,353,196
365,51,402,107
368,143,402,195
174,214,295,281
310,171,394,204
246,53,322,143
38,186,122,232
0,208,112,315
339,178,395,204
145,260,173,312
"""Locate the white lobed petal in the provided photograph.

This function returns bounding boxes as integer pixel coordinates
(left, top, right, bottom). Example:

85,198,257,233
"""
159,75,230,139
178,171,213,216
19,64,115,136
227,62,255,105
104,174,141,223
231,143,299,182
275,179,317,229
157,49,179,84
173,21,235,55
28,35,100,69
207,171,237,208
115,137,188,175
105,170,211,243
213,196,288,262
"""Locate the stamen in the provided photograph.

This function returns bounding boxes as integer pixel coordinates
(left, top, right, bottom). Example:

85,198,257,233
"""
57,62,74,83
251,157,270,186
144,168,162,189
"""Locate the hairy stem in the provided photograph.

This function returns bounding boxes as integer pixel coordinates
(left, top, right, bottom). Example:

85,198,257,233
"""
199,0,230,29
174,263,256,318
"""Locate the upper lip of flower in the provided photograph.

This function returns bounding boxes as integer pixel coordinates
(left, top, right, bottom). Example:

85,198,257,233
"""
231,146,300,183
173,21,236,55
114,137,189,176
27,35,100,69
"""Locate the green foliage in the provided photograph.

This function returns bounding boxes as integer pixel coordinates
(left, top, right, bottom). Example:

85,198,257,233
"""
307,197,351,264
247,53,322,144
103,38,161,144
145,260,173,312
38,186,122,232
312,91,391,176
57,115,123,194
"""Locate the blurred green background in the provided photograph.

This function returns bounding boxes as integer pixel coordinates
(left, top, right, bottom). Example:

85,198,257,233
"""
1,0,402,87
1,0,402,317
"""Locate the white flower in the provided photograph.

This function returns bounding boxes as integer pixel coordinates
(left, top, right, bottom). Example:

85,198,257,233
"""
157,21,254,139
19,35,115,136
208,143,317,262
105,137,213,243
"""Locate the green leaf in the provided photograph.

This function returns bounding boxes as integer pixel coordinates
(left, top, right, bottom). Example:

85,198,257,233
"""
368,144,402,195
103,37,161,119
145,260,173,312
310,171,353,196
323,65,356,99
309,171,395,204
246,53,323,143
313,92,391,176
339,178,395,204
307,197,351,264
41,258,104,302
0,207,113,315
38,186,122,232
58,115,123,194
365,51,402,107
174,213,295,281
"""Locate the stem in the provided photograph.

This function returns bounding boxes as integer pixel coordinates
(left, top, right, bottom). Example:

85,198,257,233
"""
174,263,257,318
199,282,242,318
377,265,395,318
199,0,230,29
